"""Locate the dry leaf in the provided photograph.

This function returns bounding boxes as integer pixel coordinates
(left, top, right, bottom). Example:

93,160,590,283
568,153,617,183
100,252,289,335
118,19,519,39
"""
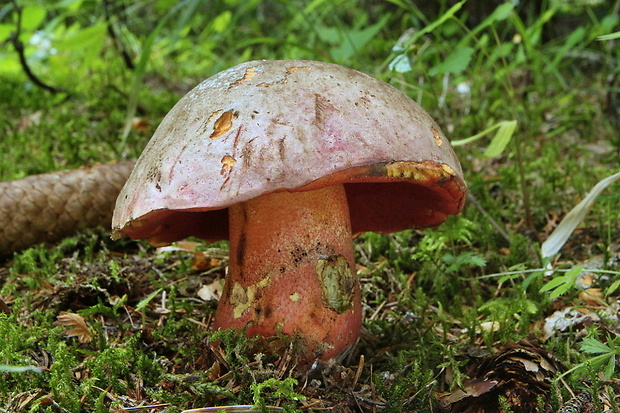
131,117,150,133
579,288,604,306
197,279,225,301
478,321,500,333
191,254,222,271
17,110,42,131
56,312,92,343
156,243,228,271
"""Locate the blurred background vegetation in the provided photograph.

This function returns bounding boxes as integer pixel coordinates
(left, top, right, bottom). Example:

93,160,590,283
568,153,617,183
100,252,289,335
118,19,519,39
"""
0,0,619,411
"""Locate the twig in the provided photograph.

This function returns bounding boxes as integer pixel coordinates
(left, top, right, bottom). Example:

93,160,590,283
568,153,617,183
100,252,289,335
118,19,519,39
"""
467,192,511,243
121,404,171,412
9,0,68,95
513,128,534,234
104,0,135,70
351,354,364,389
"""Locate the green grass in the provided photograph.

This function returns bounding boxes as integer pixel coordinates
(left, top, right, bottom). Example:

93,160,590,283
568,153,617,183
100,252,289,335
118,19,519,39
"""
1,0,619,411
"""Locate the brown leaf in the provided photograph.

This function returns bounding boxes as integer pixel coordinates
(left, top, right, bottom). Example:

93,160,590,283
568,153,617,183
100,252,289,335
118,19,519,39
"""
130,117,150,134
197,279,224,301
156,242,227,271
579,288,604,306
17,110,42,131
191,254,222,271
441,379,498,404
56,312,92,343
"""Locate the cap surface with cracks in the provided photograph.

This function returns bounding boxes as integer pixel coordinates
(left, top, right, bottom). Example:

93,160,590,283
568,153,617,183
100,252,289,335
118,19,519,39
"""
112,60,467,362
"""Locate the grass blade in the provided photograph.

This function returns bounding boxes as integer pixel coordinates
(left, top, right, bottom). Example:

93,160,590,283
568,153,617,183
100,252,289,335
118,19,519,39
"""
541,171,620,258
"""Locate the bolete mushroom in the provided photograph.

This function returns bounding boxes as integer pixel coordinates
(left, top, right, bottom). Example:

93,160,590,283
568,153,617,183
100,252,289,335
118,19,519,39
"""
112,60,467,361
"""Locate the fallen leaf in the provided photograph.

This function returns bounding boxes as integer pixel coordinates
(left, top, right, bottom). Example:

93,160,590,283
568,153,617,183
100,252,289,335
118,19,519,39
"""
197,279,225,301
579,288,604,306
56,312,92,343
131,117,150,134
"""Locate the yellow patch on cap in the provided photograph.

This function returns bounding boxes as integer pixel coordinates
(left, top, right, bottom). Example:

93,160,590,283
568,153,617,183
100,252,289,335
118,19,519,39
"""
210,110,238,139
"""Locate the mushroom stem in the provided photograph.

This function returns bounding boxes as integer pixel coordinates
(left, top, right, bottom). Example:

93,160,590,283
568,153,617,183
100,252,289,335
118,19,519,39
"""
213,184,362,360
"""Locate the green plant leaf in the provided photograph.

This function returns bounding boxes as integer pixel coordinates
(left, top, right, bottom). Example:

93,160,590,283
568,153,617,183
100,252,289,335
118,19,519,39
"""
564,265,584,280
589,353,615,377
606,278,620,296
397,0,466,48
581,337,612,354
483,120,516,157
487,2,515,21
461,2,515,41
0,24,14,40
20,6,46,31
211,11,232,34
451,120,517,155
544,277,573,299
540,266,583,299
55,23,106,51
442,252,486,273
597,31,620,41
136,288,163,312
429,46,473,76
326,14,391,61
604,354,616,378
549,26,587,70
539,276,569,293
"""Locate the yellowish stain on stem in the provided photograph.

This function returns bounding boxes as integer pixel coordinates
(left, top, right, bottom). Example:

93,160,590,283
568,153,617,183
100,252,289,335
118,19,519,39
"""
230,277,271,319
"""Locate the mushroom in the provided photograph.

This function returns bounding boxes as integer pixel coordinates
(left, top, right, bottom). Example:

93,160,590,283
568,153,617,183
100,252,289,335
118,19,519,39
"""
112,60,467,361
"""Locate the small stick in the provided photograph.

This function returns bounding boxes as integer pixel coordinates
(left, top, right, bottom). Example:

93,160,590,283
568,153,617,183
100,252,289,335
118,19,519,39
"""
10,0,69,95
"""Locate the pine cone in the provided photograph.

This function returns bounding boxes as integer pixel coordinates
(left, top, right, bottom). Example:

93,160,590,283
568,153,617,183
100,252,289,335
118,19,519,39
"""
440,338,564,413
0,161,135,255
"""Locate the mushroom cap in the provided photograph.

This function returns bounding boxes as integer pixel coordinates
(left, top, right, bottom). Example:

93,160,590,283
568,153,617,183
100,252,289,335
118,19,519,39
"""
112,60,467,244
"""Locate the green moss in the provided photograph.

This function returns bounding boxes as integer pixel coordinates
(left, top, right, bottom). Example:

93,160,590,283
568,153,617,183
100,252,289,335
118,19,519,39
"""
374,357,437,412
